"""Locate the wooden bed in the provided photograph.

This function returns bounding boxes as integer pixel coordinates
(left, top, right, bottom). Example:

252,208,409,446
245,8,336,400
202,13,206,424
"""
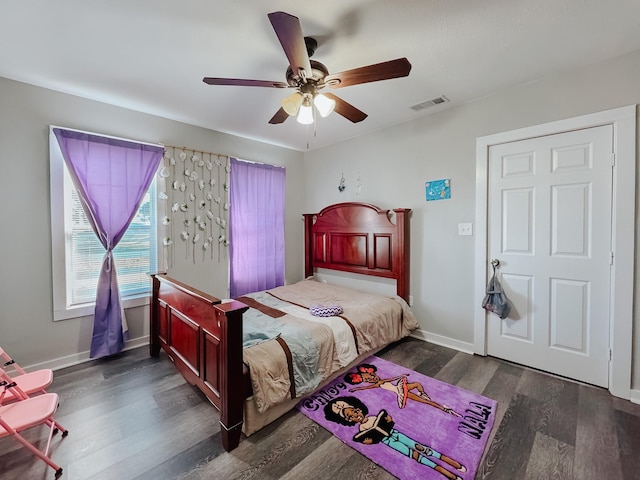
149,202,411,451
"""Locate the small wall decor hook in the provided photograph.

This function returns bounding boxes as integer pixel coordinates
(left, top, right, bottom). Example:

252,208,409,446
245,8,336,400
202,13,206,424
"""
338,173,346,192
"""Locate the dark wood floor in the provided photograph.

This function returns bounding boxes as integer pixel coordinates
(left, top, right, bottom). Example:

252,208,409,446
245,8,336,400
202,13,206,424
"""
2,337,639,479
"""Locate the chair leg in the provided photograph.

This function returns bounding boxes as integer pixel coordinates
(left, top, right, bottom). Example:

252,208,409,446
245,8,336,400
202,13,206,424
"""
11,430,62,475
45,417,69,437
4,417,68,477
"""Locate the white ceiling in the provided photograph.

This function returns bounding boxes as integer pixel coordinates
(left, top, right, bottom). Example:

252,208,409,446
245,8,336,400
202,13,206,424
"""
2,1,640,151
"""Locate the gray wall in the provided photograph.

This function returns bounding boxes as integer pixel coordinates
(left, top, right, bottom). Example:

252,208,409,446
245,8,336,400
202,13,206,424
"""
0,77,304,368
303,49,640,392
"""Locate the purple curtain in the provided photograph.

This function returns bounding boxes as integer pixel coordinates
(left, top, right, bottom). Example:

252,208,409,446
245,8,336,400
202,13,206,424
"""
229,158,286,297
53,128,163,358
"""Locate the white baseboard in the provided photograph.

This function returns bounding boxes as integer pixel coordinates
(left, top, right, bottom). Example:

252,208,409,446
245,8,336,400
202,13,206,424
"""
410,328,475,355
630,389,640,405
25,336,150,372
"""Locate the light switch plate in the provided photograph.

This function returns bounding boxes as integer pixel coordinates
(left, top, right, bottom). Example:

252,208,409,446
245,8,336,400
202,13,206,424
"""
458,223,473,236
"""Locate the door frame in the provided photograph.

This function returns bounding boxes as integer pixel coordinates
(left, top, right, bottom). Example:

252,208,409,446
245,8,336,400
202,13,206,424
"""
473,105,636,399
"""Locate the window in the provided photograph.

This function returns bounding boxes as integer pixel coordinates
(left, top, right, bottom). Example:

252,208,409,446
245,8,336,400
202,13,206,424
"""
65,170,157,304
50,127,161,320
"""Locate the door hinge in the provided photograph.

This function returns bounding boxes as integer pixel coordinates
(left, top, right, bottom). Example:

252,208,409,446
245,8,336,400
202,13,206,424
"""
610,251,614,265
609,349,612,361
611,152,616,166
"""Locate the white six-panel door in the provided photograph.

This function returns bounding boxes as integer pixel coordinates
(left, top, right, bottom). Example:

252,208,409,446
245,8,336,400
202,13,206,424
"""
486,125,613,387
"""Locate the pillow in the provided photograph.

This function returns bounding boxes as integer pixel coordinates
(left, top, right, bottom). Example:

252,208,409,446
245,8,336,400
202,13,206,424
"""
309,304,343,317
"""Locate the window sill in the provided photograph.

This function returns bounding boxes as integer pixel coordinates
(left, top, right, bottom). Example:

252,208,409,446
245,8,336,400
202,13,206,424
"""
53,293,150,321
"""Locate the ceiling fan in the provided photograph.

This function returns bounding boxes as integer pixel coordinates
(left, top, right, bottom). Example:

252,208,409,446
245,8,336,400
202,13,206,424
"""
203,11,412,125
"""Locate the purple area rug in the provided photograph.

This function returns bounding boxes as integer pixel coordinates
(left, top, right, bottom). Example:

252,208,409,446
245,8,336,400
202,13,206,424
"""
297,356,497,480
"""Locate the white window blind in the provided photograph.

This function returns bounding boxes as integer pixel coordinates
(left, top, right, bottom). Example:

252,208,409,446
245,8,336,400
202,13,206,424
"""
65,167,158,305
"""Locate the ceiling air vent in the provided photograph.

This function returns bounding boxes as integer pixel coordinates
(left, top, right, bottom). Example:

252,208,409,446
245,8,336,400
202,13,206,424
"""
410,95,450,111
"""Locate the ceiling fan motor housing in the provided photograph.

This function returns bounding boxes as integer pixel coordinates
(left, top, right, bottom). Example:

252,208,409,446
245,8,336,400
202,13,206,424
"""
304,36,318,57
286,60,329,88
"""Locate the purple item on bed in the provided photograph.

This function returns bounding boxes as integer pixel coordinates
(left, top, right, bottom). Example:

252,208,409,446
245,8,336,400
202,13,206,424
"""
309,304,343,317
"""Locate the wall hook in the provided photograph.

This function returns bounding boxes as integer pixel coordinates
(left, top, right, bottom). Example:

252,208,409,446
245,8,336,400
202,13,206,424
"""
338,173,346,192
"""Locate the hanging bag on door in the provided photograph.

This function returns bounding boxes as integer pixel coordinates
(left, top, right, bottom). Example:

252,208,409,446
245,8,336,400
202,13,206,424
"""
482,261,511,319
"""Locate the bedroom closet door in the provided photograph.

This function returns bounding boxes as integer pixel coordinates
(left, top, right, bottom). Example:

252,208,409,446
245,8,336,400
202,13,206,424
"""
486,125,613,388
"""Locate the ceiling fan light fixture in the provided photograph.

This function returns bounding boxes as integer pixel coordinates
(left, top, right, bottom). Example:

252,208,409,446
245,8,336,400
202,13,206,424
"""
297,98,314,124
313,93,335,117
282,91,303,116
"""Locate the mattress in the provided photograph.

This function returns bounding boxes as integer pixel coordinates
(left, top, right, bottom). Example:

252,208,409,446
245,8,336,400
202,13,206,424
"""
236,279,418,414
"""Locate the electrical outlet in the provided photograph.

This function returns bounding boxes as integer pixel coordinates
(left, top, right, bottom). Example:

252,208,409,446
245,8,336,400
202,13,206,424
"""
458,223,473,236
409,295,414,306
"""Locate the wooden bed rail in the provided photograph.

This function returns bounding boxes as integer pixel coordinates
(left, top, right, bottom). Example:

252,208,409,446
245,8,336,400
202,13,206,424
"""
150,273,249,451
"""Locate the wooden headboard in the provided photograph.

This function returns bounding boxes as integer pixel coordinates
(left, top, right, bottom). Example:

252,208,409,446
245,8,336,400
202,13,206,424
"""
303,202,411,302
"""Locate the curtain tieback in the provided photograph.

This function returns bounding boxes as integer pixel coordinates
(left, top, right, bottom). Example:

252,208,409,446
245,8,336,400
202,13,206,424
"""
105,250,114,272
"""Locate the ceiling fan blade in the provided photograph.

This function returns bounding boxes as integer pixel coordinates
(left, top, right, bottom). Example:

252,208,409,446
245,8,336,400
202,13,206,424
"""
203,77,289,88
268,107,290,124
325,58,412,89
268,11,312,79
323,92,368,123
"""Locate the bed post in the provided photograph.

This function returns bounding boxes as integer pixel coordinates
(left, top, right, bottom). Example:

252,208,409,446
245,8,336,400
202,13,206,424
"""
149,274,161,357
303,213,315,279
394,208,411,303
215,301,249,451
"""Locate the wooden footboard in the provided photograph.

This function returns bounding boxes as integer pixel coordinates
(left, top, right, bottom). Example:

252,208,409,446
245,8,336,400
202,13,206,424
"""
150,273,249,451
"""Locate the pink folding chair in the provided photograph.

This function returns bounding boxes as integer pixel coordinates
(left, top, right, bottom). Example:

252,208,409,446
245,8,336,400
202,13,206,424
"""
0,380,68,478
0,346,53,404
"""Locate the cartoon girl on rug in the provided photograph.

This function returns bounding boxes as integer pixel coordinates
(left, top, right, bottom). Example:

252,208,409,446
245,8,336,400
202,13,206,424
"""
324,396,467,480
344,363,462,417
